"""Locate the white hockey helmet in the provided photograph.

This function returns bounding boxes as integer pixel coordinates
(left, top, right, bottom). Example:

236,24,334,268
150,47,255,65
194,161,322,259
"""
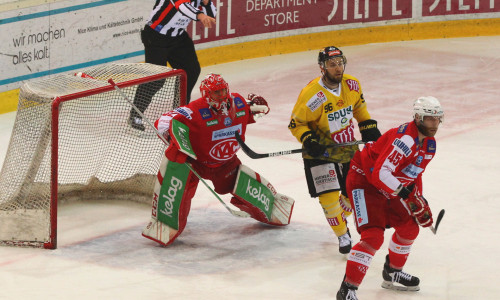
413,96,444,123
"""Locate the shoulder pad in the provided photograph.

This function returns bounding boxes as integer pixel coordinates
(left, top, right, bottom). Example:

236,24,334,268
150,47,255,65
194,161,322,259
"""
173,107,193,120
397,123,409,134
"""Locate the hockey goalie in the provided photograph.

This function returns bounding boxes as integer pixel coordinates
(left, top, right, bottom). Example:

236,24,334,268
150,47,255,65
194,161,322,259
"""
142,73,295,246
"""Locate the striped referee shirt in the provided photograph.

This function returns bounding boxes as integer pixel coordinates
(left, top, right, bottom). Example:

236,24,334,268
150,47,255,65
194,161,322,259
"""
147,0,217,37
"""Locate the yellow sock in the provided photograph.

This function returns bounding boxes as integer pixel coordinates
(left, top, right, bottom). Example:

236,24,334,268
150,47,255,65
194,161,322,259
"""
319,192,349,237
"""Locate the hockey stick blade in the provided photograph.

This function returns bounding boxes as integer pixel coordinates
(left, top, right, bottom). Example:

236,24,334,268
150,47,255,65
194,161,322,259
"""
430,209,445,234
235,131,364,159
108,79,250,219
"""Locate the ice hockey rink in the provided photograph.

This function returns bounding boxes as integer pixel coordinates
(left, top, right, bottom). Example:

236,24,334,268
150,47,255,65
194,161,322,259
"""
1,35,499,300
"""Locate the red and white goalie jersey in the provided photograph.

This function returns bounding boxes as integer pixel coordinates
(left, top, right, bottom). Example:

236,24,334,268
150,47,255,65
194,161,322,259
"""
155,92,256,168
351,120,437,197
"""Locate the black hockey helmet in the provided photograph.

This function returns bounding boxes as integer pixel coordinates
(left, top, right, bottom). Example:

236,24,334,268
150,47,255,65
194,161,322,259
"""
318,46,347,66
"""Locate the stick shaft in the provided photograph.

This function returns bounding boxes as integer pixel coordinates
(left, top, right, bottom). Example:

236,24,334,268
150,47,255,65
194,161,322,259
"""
235,131,364,159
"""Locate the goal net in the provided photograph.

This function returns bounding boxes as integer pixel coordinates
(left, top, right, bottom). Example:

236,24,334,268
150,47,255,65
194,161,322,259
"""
0,63,186,249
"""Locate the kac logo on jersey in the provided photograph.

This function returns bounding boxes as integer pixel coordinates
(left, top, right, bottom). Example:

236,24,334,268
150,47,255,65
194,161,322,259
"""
209,139,240,161
224,117,232,127
416,155,423,166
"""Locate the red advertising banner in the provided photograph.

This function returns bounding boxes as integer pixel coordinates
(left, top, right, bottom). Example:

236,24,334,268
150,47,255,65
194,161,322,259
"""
422,0,500,16
191,0,412,44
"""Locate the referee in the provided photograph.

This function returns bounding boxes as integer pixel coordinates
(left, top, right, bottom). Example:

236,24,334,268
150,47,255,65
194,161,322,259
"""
129,0,216,131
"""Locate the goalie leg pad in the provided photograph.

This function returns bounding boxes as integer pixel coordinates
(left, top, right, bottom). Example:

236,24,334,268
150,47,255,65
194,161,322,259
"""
142,156,198,246
232,165,295,225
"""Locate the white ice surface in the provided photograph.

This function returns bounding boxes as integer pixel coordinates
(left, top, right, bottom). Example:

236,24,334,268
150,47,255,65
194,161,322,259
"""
1,36,500,300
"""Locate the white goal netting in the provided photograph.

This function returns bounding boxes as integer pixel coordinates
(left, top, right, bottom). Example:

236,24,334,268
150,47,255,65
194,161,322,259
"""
0,63,185,248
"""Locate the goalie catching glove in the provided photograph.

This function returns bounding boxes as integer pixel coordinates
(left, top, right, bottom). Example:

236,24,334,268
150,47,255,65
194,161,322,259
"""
247,93,270,118
395,183,433,227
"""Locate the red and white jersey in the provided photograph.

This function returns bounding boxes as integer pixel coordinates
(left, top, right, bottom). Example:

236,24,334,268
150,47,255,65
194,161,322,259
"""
351,121,436,197
155,93,255,168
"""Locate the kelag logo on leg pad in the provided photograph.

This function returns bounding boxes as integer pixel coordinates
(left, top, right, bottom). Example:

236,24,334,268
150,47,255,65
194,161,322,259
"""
234,171,275,221
157,161,190,230
159,176,183,217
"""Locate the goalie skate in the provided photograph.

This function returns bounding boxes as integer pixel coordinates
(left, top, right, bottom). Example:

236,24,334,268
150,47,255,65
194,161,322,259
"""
381,255,420,291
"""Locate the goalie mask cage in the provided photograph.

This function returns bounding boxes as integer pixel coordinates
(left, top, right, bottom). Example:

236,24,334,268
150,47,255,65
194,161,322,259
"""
0,63,186,249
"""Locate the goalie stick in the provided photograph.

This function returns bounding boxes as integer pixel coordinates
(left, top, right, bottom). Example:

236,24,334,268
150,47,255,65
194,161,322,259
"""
429,209,445,234
235,131,365,159
108,78,250,218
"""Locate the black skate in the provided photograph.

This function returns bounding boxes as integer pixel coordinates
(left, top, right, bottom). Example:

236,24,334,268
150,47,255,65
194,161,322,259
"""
338,229,352,254
381,255,420,291
336,280,358,300
128,115,145,131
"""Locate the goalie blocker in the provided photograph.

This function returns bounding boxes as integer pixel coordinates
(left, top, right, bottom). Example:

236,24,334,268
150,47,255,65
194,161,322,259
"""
142,158,295,246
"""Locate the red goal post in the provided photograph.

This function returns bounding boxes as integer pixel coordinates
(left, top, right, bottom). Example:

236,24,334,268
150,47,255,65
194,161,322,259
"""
0,63,186,249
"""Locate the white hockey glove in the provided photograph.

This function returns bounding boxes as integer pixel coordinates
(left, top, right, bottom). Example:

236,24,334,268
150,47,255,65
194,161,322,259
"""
247,93,270,119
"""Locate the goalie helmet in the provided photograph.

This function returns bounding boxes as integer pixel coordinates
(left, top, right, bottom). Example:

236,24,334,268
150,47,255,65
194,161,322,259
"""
200,73,230,111
318,46,347,67
413,96,444,123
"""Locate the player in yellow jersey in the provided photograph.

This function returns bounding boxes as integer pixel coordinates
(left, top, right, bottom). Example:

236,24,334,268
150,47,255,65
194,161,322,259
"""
289,46,382,254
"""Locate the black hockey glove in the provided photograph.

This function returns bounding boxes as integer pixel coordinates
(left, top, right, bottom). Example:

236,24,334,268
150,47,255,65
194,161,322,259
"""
301,131,327,157
358,119,382,142
395,183,414,200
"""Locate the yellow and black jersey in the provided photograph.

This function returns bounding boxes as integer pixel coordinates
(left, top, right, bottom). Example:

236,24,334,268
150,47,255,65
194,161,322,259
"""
289,74,372,163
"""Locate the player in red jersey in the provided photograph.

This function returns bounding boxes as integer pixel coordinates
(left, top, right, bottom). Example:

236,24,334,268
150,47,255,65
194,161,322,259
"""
142,73,295,246
336,96,444,300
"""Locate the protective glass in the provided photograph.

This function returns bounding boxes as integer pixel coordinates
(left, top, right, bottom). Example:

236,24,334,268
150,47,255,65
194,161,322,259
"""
423,115,444,123
324,57,345,69
208,88,228,110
